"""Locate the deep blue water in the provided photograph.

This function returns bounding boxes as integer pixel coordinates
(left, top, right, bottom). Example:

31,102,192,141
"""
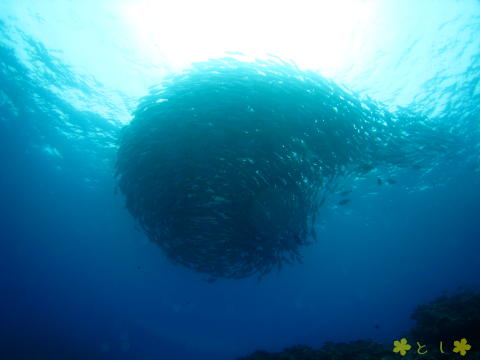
1,1,480,359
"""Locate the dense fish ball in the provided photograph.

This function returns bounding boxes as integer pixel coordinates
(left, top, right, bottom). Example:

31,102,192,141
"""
116,57,439,279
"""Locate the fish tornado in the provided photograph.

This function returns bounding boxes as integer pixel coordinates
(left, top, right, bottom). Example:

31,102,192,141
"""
116,57,451,279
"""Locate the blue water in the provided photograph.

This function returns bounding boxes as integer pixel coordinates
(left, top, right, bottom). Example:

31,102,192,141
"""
1,1,480,359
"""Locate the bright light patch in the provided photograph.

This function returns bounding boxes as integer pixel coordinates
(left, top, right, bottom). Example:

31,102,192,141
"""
119,0,379,76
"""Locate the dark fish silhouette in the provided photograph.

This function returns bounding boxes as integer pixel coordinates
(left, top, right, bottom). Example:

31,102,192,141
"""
377,177,383,186
338,199,351,206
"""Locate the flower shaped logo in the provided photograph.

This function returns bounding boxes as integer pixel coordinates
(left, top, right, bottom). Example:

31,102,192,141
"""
393,338,412,356
453,338,471,356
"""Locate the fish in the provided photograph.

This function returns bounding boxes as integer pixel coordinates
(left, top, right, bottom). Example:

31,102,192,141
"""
339,190,352,197
117,56,458,280
338,199,351,206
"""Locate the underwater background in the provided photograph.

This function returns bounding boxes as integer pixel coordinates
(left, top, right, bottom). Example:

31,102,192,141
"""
1,0,480,359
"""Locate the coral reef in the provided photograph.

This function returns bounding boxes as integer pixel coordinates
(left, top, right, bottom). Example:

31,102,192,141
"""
237,290,480,360
409,289,480,344
237,340,390,360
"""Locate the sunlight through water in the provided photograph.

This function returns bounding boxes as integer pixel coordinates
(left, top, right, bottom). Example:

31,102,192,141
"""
119,0,379,77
